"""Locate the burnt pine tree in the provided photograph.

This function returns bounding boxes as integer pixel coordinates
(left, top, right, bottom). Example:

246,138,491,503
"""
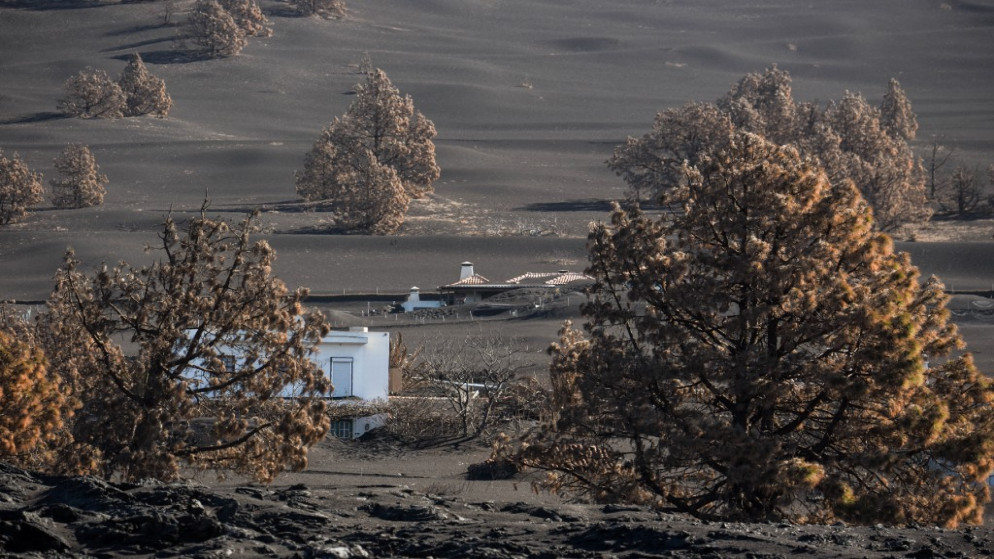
46,208,332,482
0,149,44,225
189,0,247,58
300,144,409,234
57,68,126,119
296,67,439,233
218,0,272,37
0,302,94,475
50,144,108,209
0,331,69,463
118,53,172,118
519,132,994,527
880,77,919,142
287,0,346,18
609,67,929,231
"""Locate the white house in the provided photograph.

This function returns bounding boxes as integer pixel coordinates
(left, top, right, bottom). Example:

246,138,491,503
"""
188,327,392,439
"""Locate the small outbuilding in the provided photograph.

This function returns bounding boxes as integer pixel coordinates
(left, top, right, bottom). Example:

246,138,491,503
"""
401,286,444,313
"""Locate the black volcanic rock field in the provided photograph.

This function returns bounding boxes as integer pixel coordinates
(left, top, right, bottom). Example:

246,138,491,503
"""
3,0,994,556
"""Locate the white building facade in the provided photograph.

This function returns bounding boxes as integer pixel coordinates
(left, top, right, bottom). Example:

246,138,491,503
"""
189,327,391,439
313,327,390,400
310,327,390,439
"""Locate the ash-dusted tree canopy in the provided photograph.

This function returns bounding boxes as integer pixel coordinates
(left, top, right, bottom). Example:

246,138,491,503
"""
287,0,346,18
521,133,994,527
218,0,272,37
189,0,247,58
296,67,439,233
0,302,94,475
118,53,172,118
50,144,107,209
0,149,44,225
880,77,919,142
0,331,68,462
301,144,409,234
46,209,332,482
57,68,126,119
609,67,929,231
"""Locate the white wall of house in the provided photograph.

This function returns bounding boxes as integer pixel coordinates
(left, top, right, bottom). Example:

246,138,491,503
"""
311,327,390,400
184,328,391,438
330,413,388,439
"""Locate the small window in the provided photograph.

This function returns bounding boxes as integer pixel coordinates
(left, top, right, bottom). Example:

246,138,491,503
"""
330,419,354,439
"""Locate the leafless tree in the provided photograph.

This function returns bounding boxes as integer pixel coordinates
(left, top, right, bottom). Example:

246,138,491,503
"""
940,166,983,216
417,332,528,439
923,137,954,200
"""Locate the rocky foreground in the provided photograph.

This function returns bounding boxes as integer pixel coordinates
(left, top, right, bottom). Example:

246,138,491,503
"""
1,463,993,558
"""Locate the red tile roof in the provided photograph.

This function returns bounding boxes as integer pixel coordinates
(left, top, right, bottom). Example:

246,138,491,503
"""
448,274,491,286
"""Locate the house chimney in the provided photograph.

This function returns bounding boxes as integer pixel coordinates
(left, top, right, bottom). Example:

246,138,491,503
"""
460,261,474,280
408,286,421,303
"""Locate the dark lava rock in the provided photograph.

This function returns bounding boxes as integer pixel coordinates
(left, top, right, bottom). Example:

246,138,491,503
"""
567,523,694,553
75,508,223,549
362,502,449,522
500,501,582,522
42,475,133,511
0,510,71,553
1,463,993,558
466,457,519,480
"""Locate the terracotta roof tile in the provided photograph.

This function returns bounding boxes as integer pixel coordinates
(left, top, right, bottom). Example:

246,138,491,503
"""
450,274,491,286
506,271,593,286
545,272,593,285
